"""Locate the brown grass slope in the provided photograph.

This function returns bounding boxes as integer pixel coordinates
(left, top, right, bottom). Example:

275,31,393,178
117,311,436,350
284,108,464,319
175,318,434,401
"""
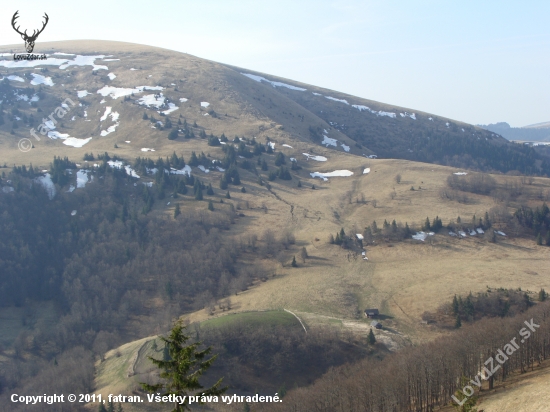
2,41,549,410
0,40,508,170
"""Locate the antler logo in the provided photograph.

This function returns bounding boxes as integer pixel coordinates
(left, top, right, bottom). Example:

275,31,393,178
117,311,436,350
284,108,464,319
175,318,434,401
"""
11,11,49,53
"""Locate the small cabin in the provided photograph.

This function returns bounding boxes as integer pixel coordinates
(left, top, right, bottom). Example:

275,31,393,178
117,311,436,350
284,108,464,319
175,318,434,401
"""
365,308,379,318
371,321,382,329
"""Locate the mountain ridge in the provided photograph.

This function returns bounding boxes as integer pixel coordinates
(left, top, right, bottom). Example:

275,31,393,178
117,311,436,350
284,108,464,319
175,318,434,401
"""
0,40,547,175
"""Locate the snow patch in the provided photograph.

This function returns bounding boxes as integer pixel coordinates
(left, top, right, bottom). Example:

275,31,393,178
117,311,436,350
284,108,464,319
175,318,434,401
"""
63,137,92,148
322,135,338,147
30,73,54,86
453,172,468,176
76,170,90,188
100,107,112,121
310,170,353,181
241,73,306,91
412,231,434,241
97,85,164,99
341,143,350,152
302,153,327,162
325,96,349,105
107,161,140,178
34,173,56,199
363,168,371,174
107,73,116,80
179,97,188,102
201,102,210,108
141,148,155,152
170,166,192,176
197,165,209,173
282,144,293,148
138,93,165,108
161,103,178,115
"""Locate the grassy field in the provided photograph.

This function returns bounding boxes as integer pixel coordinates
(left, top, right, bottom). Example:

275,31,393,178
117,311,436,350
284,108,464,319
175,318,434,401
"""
89,154,550,410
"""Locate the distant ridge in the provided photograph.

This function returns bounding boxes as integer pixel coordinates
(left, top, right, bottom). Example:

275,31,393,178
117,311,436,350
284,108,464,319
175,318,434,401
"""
523,121,550,129
479,122,550,142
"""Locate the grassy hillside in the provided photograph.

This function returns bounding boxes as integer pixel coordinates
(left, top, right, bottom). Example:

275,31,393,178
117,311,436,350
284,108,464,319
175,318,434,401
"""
0,40,547,175
2,40,550,411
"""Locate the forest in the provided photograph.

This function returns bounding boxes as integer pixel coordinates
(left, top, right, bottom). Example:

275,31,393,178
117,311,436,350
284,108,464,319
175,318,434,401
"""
257,302,550,412
0,157,261,411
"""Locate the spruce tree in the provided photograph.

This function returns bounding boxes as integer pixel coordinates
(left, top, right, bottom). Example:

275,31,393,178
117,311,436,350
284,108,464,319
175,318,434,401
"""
225,191,230,199
208,200,214,211
455,315,462,329
536,233,543,245
174,204,181,219
484,211,490,228
423,217,431,231
540,288,547,302
291,256,297,267
206,183,214,195
546,231,550,246
452,295,459,315
220,177,228,190
140,321,226,411
195,184,203,201
367,329,376,345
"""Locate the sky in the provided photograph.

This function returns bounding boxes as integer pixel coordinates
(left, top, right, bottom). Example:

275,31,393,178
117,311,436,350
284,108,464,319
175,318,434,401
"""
1,0,548,127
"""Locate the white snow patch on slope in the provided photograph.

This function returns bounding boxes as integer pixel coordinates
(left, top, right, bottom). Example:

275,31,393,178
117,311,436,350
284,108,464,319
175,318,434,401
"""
141,148,155,152
100,107,112,121
107,161,140,178
268,142,275,149
282,144,293,148
138,93,165,108
77,90,90,98
63,137,92,147
341,143,350,152
170,166,192,176
179,98,188,102
400,112,416,120
363,168,371,174
3,75,25,82
310,170,353,181
453,172,468,175
76,170,90,188
322,135,338,147
161,103,178,115
197,165,209,173
0,54,109,70
303,153,327,162
107,73,116,80
201,102,210,107
97,85,164,99
30,73,54,86
325,96,349,105
412,231,434,241
241,73,306,91
352,104,397,118
34,174,56,199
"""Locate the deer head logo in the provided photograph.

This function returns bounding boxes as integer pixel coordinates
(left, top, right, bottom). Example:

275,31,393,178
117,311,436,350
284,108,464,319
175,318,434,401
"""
11,11,49,53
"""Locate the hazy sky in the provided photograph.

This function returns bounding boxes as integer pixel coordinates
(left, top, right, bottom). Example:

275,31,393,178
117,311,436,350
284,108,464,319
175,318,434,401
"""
1,1,548,127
